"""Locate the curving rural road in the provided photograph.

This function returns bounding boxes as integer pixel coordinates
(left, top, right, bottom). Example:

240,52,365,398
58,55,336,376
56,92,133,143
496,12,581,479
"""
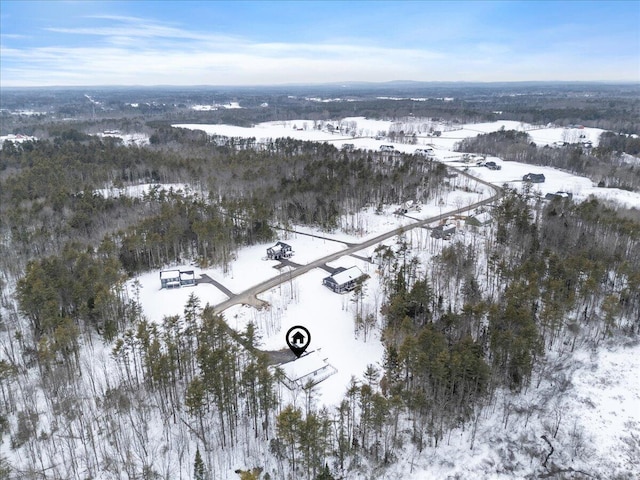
212,165,502,314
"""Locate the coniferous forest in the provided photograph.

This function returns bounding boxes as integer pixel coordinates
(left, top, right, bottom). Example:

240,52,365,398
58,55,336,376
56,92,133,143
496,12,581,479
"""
1,85,639,479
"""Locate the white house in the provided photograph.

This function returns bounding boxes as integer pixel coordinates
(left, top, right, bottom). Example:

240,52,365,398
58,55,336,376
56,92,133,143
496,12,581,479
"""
275,350,337,389
160,270,181,289
322,266,367,293
160,269,197,288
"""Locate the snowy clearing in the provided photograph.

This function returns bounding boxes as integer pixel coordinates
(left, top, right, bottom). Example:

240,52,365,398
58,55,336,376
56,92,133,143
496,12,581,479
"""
174,118,639,210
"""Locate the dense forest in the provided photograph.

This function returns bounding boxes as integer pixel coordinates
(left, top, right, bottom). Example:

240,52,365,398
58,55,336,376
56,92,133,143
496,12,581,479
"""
0,126,452,477
1,86,640,479
3,82,639,137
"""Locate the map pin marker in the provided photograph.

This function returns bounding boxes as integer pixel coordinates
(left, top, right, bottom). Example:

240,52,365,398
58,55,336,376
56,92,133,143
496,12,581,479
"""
286,326,311,358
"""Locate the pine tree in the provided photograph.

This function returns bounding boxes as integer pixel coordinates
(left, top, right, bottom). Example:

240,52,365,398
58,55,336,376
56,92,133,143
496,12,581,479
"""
194,447,205,480
315,463,335,480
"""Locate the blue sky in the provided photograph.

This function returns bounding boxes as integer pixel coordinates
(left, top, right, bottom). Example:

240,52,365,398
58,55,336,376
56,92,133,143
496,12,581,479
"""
1,0,638,86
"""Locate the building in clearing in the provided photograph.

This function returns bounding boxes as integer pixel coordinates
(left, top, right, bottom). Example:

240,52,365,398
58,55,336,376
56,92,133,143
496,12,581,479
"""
160,269,197,289
545,191,573,201
466,211,492,227
415,147,435,157
322,266,367,293
523,173,546,183
431,223,456,239
275,349,338,390
266,241,293,260
160,270,181,289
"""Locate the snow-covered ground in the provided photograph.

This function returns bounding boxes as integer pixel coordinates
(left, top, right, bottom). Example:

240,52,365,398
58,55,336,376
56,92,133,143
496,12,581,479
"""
191,101,242,110
125,117,640,478
432,120,604,149
174,117,640,210
175,120,354,144
128,235,349,324
223,257,384,408
127,175,480,407
96,131,150,146
127,266,229,324
128,213,412,405
445,157,640,209
0,133,37,147
95,182,195,198
392,340,640,480
174,118,604,151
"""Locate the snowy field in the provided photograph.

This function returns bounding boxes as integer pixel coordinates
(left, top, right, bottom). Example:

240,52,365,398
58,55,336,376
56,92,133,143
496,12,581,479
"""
128,233,350,324
96,131,150,146
174,117,640,210
96,182,196,199
174,118,605,151
432,120,604,150
446,157,640,209
127,266,229,324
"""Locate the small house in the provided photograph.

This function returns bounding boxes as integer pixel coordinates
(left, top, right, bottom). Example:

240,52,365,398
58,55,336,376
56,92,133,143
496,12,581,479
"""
523,173,545,183
431,223,456,239
160,269,198,288
275,349,338,390
545,191,573,201
322,266,367,294
415,147,434,156
466,211,492,227
266,241,293,260
160,270,181,289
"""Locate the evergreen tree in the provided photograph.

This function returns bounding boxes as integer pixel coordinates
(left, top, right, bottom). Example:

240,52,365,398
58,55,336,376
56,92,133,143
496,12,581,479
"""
194,447,205,480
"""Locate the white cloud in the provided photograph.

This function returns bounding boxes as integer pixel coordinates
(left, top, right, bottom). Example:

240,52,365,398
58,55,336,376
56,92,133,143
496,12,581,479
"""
1,14,637,86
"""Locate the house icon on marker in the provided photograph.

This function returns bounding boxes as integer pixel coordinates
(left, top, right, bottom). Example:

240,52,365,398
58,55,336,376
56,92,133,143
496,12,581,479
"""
292,331,306,346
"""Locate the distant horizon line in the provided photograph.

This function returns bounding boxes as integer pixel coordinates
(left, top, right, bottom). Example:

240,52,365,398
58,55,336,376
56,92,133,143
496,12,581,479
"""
2,79,639,90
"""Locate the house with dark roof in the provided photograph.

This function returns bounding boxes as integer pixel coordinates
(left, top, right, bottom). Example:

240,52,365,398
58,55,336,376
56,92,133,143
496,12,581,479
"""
431,223,456,239
466,211,492,227
545,191,573,201
266,241,293,260
523,173,546,183
322,266,367,293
